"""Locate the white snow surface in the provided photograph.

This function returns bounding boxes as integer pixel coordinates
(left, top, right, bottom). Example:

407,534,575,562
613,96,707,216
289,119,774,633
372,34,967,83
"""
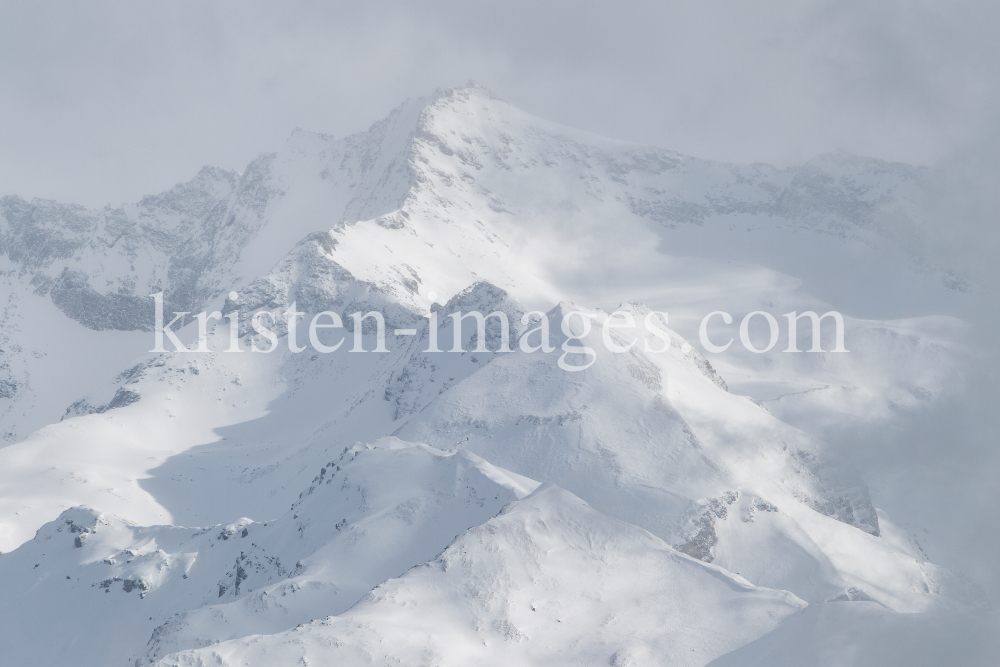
0,85,990,665
157,484,806,667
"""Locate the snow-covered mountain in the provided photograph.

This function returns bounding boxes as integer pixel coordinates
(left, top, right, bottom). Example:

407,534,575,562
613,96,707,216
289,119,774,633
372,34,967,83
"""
0,85,988,666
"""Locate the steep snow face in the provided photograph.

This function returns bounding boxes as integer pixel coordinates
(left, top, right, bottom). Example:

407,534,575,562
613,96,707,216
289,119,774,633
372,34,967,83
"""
323,85,959,314
0,95,430,328
394,300,950,611
0,92,429,440
155,485,807,667
0,439,537,667
0,281,955,614
0,85,965,441
271,85,970,440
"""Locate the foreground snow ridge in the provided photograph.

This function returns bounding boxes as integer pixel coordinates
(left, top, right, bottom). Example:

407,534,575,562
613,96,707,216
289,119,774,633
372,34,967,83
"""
159,480,806,667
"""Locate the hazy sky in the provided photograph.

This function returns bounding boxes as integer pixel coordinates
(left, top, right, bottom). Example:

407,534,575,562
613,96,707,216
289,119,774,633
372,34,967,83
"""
1,1,997,208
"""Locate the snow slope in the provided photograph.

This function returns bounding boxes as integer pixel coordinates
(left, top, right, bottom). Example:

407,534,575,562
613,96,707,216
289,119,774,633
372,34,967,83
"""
156,484,806,667
0,439,536,666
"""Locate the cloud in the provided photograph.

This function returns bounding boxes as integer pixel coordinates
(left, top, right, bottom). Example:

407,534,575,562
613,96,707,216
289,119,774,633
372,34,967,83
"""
1,0,997,209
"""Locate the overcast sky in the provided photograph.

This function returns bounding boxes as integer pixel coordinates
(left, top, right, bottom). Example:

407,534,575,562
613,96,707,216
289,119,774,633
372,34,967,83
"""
1,0,997,209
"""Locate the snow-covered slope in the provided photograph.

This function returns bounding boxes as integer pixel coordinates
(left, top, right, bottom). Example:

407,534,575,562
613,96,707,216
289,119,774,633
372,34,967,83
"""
0,439,537,666
0,85,985,665
155,484,806,667
0,85,965,441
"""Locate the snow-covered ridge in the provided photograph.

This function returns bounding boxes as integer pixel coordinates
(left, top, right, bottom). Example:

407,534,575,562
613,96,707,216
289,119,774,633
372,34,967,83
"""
0,85,943,334
0,84,960,439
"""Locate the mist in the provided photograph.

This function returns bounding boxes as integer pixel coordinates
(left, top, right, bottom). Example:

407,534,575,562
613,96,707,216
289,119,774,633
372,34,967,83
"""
2,1,998,210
